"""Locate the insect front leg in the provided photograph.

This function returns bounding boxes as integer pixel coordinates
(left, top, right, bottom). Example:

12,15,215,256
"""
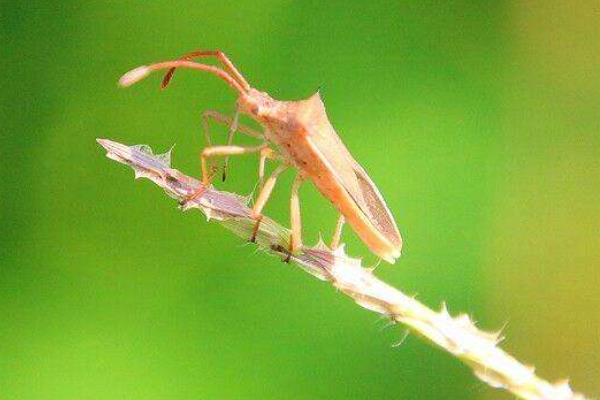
200,144,268,184
201,110,264,144
288,174,305,261
248,164,288,243
201,109,265,182
330,214,346,250
221,108,240,182
181,143,268,206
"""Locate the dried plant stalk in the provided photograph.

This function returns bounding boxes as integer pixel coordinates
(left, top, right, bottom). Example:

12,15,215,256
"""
98,138,589,400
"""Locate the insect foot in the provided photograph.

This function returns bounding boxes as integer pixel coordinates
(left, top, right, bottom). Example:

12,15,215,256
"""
179,164,220,208
269,244,294,263
248,214,263,243
178,186,209,209
284,234,303,263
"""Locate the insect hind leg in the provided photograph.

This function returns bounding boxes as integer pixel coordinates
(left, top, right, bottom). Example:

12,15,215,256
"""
248,164,288,243
330,214,346,250
287,174,305,261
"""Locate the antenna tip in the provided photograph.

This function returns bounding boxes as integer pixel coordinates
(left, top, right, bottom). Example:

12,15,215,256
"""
118,65,151,87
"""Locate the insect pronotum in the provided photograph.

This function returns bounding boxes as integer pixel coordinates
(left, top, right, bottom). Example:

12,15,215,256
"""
119,49,402,263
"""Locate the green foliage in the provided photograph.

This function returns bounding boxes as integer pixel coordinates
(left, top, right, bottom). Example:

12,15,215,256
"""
1,1,598,399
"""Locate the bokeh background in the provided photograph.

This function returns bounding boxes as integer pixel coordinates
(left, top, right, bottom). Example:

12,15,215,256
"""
2,1,599,399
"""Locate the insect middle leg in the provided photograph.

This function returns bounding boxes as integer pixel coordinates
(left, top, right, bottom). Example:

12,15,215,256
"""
248,164,288,243
257,147,276,190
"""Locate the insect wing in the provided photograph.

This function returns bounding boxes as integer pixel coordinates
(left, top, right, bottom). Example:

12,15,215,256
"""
346,159,402,249
300,92,402,252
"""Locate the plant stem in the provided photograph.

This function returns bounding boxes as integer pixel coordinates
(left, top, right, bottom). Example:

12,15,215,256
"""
98,138,589,400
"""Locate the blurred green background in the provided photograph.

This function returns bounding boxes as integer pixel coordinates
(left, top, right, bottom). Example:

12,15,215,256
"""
2,1,599,399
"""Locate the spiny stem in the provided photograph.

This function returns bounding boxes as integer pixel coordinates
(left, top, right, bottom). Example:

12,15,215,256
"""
98,138,590,400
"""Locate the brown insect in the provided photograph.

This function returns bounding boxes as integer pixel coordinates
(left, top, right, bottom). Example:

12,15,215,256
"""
119,49,402,263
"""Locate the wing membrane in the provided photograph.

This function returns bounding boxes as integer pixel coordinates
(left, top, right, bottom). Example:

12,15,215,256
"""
299,92,401,247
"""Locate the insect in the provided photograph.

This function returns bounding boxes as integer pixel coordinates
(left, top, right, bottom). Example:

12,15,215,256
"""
119,49,402,263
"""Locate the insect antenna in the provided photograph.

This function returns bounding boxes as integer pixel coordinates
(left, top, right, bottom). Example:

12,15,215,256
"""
160,50,250,91
119,60,247,95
